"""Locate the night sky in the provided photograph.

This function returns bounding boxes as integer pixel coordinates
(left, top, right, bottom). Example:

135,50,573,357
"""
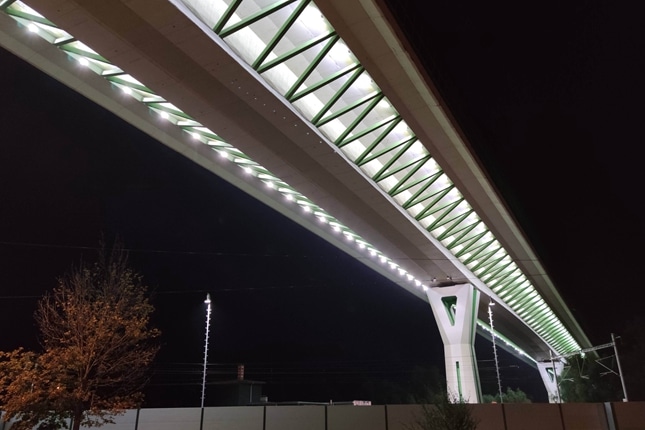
384,0,645,339
2,0,644,406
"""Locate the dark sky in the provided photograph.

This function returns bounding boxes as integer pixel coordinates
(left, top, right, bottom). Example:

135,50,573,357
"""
384,0,645,339
2,0,644,406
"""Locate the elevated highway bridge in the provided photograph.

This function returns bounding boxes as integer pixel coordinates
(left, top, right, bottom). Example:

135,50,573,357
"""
0,0,592,402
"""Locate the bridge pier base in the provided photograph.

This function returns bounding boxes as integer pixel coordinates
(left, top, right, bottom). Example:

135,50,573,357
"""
426,283,482,403
537,360,564,403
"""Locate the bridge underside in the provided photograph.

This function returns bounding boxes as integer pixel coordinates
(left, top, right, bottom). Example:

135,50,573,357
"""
0,0,592,363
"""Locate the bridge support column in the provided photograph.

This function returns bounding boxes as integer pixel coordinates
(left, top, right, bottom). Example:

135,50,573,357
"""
537,360,564,403
426,283,481,403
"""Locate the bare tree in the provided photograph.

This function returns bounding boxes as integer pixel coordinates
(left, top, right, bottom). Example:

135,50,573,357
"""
0,245,159,430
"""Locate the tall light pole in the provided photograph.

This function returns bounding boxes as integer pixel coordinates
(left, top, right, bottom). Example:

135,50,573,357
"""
612,333,628,402
200,294,212,430
549,350,562,403
488,300,504,403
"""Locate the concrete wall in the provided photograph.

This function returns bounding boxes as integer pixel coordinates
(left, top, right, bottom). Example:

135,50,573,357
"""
265,405,325,430
504,403,565,430
561,403,610,430
611,402,645,430
471,403,506,430
2,402,644,429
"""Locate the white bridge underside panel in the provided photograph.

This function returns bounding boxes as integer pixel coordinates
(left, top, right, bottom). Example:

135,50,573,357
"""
0,0,592,363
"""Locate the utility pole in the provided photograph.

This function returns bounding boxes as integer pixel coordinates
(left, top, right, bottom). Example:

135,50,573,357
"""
612,333,628,402
549,350,562,403
551,335,628,403
200,294,212,430
488,300,503,403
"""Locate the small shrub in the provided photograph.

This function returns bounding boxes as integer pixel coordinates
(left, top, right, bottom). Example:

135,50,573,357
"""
408,392,478,430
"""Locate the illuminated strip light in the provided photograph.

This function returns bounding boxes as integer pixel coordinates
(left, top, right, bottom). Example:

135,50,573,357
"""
175,0,581,354
0,0,435,299
477,320,536,364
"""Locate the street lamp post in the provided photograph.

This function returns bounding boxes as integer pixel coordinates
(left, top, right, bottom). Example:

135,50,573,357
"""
488,300,503,403
200,294,212,430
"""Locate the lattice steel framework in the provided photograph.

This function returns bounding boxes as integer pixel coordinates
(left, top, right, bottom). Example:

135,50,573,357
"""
0,0,581,357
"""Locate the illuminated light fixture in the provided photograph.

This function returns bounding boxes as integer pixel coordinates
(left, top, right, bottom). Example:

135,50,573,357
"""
122,86,132,96
332,225,341,232
415,280,421,286
265,181,274,189
376,99,392,112
422,285,429,292
392,122,412,137
300,4,328,33
78,57,89,67
302,205,311,212
329,41,353,65
191,132,200,140
379,256,387,263
218,150,228,159
358,242,365,249
243,166,252,174
369,249,376,256
355,73,374,91
285,194,294,201
159,111,169,120
27,22,38,33
407,274,414,281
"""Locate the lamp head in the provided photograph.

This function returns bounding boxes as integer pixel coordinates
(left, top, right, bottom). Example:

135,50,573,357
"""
204,293,211,304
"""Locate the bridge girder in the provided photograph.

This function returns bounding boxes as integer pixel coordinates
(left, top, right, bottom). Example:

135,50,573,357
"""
0,0,592,362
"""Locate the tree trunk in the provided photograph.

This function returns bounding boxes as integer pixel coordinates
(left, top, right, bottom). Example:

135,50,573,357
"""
72,406,82,430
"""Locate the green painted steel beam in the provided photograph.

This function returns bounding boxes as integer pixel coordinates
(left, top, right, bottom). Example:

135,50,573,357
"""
443,224,485,249
410,187,453,220
5,7,51,25
355,121,408,166
0,0,19,11
391,165,440,199
311,66,364,125
338,114,399,149
214,0,244,35
316,91,382,128
219,0,297,39
252,0,311,70
289,63,361,102
429,208,473,236
59,44,108,63
274,32,338,96
259,31,337,75
372,143,424,182
334,93,385,146
426,199,465,232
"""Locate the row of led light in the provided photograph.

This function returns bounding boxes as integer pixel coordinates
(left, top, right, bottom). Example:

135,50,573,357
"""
7,0,580,353
6,0,432,293
476,321,535,364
